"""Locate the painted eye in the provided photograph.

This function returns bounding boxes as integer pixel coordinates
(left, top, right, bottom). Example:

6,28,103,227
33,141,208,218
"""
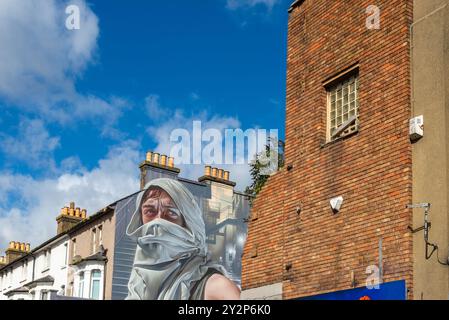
168,209,180,218
143,207,157,216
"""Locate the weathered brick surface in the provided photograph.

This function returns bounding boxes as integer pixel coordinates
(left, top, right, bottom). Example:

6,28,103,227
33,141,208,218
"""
242,0,414,299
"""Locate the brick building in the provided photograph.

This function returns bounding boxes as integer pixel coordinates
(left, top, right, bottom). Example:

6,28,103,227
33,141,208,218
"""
242,0,449,300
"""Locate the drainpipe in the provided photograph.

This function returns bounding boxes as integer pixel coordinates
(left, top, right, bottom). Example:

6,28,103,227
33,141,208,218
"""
30,254,36,300
31,254,36,283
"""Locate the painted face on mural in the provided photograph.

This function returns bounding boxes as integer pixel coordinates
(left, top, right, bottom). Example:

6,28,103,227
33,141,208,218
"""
140,187,186,227
126,178,242,300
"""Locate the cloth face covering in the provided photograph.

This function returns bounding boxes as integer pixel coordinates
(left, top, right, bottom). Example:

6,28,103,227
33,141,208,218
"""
126,178,227,300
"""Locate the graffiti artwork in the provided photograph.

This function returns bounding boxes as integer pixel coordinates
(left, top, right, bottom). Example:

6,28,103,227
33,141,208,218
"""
111,167,250,300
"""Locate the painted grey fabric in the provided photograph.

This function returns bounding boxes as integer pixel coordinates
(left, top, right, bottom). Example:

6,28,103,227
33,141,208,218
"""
126,178,227,300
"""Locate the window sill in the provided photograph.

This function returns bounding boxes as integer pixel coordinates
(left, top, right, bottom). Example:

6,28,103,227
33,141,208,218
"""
320,130,359,148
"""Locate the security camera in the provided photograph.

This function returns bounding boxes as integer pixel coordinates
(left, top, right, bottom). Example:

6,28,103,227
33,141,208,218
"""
330,196,344,214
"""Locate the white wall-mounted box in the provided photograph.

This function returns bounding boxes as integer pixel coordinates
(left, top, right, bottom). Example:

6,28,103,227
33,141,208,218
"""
410,115,424,142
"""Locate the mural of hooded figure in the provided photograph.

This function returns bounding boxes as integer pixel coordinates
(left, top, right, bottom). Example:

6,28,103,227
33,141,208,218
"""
126,178,241,300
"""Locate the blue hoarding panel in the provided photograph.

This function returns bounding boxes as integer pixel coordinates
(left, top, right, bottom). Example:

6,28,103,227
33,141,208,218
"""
298,280,407,300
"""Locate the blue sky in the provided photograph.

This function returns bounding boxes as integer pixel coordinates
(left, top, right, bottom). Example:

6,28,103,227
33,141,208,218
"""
0,0,289,249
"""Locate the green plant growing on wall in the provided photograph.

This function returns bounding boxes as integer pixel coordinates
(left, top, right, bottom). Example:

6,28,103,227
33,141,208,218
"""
245,139,285,198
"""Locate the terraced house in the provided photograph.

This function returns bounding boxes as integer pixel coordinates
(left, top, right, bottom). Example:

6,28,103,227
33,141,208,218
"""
0,202,114,300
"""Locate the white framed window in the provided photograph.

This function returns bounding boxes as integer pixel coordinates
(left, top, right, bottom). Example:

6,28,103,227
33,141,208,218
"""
90,270,102,300
72,238,77,257
41,291,48,300
78,272,85,298
62,243,68,268
21,260,28,280
326,72,359,141
98,225,103,246
43,250,51,270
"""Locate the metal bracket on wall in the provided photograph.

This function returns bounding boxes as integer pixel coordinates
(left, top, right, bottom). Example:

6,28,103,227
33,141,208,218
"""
407,223,431,234
407,203,448,265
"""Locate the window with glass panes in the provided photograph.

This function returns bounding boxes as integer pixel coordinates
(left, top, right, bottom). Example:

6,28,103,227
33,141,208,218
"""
90,270,101,300
327,74,359,141
44,250,51,270
22,260,27,280
78,272,84,298
91,228,96,254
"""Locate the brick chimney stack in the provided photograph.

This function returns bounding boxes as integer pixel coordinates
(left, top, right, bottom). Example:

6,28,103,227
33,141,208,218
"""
56,202,87,234
0,256,6,267
139,151,181,189
3,241,31,265
198,166,236,187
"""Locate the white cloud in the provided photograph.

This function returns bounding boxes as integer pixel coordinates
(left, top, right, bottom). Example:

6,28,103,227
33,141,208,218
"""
0,0,95,105
0,141,141,251
190,92,200,101
145,94,168,121
0,0,126,129
146,100,252,191
0,118,60,171
225,0,280,10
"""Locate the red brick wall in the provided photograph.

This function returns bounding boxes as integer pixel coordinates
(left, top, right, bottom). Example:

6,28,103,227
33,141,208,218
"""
241,172,286,290
242,0,414,299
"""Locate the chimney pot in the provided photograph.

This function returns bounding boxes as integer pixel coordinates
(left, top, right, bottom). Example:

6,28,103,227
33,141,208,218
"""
5,241,29,264
146,151,153,162
205,166,211,176
168,157,175,168
161,155,167,166
218,169,224,179
224,171,230,181
26,243,31,252
211,167,217,177
81,209,87,219
57,204,85,234
153,153,160,164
